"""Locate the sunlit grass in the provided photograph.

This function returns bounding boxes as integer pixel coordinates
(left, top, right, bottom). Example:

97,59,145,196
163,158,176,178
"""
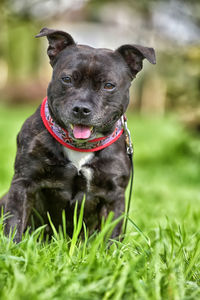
0,103,199,299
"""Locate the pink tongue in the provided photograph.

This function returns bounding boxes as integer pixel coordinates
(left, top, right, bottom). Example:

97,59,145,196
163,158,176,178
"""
73,125,92,139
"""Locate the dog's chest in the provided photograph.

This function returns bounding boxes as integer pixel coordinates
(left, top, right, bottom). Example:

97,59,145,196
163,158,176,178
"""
62,147,94,188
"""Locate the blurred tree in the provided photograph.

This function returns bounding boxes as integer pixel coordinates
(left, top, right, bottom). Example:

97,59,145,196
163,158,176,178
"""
0,0,42,81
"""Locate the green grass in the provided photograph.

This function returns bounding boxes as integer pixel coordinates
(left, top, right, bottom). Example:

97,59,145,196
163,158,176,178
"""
0,103,200,299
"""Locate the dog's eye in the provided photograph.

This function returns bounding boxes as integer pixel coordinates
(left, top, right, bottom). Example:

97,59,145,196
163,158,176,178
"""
104,83,115,91
61,76,72,84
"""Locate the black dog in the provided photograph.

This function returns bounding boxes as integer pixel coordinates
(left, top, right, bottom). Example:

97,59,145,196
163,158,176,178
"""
0,28,155,241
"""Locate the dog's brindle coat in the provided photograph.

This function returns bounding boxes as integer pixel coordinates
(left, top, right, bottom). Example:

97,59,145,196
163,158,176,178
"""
0,28,156,242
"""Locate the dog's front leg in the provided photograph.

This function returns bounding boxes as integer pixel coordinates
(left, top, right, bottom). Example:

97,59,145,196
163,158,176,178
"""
100,190,125,240
110,194,125,239
5,179,34,242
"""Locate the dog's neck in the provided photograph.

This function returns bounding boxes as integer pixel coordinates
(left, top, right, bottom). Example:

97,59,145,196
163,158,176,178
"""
41,97,124,153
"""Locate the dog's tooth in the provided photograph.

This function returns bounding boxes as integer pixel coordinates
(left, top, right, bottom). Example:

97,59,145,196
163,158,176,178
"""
70,124,74,129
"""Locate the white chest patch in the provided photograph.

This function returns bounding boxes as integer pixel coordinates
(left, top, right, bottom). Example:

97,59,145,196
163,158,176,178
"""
63,147,94,190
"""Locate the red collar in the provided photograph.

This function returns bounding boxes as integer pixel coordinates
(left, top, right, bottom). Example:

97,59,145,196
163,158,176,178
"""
41,97,124,152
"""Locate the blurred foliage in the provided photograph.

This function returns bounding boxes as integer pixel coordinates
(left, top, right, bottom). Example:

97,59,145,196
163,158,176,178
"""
1,21,41,80
158,47,200,109
88,0,200,23
0,2,42,81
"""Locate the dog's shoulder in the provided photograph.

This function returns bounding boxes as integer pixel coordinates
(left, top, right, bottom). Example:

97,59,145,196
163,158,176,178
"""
15,105,64,169
19,105,43,137
16,104,51,153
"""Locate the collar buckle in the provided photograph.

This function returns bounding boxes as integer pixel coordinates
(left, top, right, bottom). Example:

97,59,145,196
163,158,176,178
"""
121,115,133,156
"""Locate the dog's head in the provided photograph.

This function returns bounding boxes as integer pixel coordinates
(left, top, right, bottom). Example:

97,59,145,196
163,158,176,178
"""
36,28,156,140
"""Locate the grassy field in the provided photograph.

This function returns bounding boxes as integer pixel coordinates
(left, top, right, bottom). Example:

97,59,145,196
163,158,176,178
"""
0,103,199,299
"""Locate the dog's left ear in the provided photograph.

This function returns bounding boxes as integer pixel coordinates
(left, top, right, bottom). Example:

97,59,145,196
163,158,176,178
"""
35,27,75,65
116,44,156,79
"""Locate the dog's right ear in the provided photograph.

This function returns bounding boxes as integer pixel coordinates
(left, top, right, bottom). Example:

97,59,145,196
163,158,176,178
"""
35,27,75,65
116,44,156,79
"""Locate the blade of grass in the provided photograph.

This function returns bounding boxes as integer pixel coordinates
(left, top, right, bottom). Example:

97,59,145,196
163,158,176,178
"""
125,215,151,247
69,196,85,257
47,212,58,240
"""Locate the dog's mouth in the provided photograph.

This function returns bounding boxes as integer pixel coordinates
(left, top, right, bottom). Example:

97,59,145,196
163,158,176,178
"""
69,113,121,140
70,124,94,140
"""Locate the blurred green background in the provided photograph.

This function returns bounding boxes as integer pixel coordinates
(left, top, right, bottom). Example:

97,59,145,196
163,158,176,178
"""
0,0,200,224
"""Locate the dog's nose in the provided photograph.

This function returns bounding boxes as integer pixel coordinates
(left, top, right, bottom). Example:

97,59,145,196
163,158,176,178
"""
72,105,92,119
